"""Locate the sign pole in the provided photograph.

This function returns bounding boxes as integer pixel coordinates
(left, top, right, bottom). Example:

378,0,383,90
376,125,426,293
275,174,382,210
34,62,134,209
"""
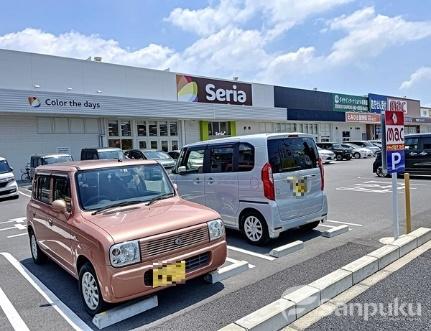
391,172,399,239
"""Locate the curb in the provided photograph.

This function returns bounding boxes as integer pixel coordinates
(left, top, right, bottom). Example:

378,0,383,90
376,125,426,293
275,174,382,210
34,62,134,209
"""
269,241,303,258
220,227,431,331
321,225,349,238
205,260,249,284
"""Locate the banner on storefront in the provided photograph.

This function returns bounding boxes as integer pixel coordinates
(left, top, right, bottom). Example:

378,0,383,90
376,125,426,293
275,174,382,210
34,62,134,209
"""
345,112,381,123
333,93,368,112
368,93,387,114
176,75,252,106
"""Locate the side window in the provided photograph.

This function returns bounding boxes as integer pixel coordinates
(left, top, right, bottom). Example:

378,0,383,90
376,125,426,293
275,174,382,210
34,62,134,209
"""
53,176,72,211
181,148,205,173
421,138,431,152
237,143,254,172
36,175,51,204
209,145,234,173
405,138,419,151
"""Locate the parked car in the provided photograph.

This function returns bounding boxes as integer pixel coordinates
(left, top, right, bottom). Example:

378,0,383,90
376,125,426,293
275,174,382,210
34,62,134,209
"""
81,148,124,161
369,140,382,149
316,142,352,161
341,143,373,159
0,156,19,199
317,147,336,164
168,150,181,160
30,154,73,179
404,133,431,175
124,149,146,160
27,160,227,315
142,150,176,172
373,151,385,176
171,133,328,245
348,141,380,155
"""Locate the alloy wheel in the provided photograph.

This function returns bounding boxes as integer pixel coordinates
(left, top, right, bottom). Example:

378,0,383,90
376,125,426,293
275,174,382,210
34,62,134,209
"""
82,272,99,310
244,216,263,242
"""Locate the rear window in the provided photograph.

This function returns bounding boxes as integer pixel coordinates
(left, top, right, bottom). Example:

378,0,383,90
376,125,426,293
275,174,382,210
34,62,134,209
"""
267,137,318,173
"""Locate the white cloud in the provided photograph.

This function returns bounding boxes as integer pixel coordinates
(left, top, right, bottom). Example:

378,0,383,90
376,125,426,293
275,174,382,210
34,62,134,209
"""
326,7,431,64
166,0,352,39
400,67,431,89
0,28,175,69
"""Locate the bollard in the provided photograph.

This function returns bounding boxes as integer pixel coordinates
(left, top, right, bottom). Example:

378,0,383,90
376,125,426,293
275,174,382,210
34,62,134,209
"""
404,173,412,234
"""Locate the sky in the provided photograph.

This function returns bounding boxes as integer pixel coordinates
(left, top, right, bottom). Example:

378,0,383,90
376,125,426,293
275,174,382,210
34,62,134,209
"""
0,0,430,105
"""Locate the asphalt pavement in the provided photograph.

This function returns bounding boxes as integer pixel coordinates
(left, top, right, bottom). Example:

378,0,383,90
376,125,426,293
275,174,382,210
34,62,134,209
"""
0,158,429,330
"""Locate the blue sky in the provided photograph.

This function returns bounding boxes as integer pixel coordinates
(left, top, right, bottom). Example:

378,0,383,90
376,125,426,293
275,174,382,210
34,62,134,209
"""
0,0,430,105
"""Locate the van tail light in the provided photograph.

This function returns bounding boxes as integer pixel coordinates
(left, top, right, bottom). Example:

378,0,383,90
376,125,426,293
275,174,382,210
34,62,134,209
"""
261,163,275,200
318,158,324,191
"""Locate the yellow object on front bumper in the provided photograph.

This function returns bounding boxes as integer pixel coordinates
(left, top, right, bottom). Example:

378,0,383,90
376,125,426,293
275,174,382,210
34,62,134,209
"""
152,261,186,288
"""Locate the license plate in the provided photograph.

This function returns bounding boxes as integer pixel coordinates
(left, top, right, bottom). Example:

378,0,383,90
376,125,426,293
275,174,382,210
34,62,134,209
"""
291,177,307,197
152,261,186,288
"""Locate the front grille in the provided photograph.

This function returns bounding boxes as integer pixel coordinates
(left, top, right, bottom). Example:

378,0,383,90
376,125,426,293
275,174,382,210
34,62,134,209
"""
0,188,16,196
140,226,209,260
0,180,11,188
143,252,211,286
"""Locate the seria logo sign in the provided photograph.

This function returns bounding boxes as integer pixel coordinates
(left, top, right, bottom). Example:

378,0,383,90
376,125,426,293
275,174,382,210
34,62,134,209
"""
28,96,41,108
176,75,252,106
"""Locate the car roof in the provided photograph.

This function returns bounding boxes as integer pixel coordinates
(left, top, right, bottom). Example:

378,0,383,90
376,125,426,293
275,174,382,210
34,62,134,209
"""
405,133,431,138
33,153,72,158
35,159,158,173
0,156,6,161
183,132,314,148
82,148,122,151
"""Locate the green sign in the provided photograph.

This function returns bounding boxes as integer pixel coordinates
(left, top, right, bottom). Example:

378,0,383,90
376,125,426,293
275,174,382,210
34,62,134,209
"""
333,93,368,112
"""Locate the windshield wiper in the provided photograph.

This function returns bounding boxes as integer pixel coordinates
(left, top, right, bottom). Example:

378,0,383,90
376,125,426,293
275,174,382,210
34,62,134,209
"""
145,192,175,206
91,200,145,215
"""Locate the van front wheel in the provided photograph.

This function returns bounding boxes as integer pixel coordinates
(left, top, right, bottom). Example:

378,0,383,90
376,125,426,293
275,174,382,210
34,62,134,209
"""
241,213,270,246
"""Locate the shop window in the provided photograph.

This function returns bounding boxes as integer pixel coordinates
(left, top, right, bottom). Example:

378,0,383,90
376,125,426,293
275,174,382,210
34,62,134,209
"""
238,143,254,172
209,146,234,173
37,118,53,134
149,122,157,136
172,140,179,151
54,118,69,133
151,141,158,149
208,122,231,137
159,122,168,136
85,119,99,134
170,122,178,136
108,121,119,136
121,139,133,150
70,118,84,133
139,141,147,149
161,141,168,152
121,120,131,136
137,121,147,136
108,139,121,148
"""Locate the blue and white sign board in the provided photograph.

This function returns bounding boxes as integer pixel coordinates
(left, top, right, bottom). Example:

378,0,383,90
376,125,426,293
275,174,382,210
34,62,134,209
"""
368,93,388,114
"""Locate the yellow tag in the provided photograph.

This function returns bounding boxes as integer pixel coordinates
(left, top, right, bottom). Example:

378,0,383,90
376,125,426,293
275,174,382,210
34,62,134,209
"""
290,177,307,197
153,261,186,288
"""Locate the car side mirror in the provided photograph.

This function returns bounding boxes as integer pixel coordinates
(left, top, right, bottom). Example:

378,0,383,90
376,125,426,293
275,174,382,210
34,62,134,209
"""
9,167,13,172
177,166,187,175
52,199,67,214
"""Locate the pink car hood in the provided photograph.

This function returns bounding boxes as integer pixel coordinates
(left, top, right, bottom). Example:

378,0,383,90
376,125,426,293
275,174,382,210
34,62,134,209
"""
82,197,219,243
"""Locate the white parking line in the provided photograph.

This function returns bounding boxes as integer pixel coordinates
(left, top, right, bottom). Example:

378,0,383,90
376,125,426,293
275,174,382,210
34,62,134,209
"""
226,257,255,269
227,245,276,261
327,220,363,227
0,286,30,331
18,191,31,198
0,252,92,331
318,224,336,228
7,233,28,239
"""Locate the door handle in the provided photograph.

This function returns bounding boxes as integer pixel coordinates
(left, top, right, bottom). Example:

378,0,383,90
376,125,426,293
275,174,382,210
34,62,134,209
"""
48,219,53,226
419,152,428,156
207,177,215,184
194,177,201,184
409,152,418,156
304,174,316,178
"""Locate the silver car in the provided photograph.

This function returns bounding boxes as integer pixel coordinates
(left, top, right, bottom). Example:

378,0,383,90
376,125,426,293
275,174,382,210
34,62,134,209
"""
142,150,177,172
171,133,328,245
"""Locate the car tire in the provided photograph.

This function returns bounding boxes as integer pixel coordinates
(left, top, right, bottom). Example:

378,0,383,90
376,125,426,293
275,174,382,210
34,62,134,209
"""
300,220,320,231
241,212,270,246
29,230,47,265
336,154,343,161
354,152,361,159
345,155,352,160
79,262,105,316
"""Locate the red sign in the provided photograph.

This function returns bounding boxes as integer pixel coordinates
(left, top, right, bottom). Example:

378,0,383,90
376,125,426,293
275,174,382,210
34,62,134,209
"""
388,98,408,114
385,111,405,146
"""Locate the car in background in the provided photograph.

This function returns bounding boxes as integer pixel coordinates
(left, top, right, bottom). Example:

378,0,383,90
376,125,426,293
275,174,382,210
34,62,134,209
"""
168,150,181,160
0,156,19,199
373,151,385,177
316,142,353,161
405,133,431,175
30,154,73,179
124,149,146,160
27,160,226,315
349,141,380,155
317,147,336,164
171,133,328,245
142,150,176,172
341,143,373,159
81,148,124,161
369,140,382,149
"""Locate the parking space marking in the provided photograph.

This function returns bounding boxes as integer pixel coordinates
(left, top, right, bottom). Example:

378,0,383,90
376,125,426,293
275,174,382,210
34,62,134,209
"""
227,245,276,261
7,233,28,239
0,217,26,225
0,286,30,331
226,257,255,269
317,224,336,228
326,220,363,227
18,190,31,198
0,252,92,331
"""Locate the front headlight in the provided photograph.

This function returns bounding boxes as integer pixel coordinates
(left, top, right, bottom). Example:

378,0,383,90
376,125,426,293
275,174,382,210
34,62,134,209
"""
109,240,141,267
207,219,225,241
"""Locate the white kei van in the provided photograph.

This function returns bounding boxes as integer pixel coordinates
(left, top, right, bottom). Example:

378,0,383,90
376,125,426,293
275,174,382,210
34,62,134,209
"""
170,133,328,245
0,156,19,199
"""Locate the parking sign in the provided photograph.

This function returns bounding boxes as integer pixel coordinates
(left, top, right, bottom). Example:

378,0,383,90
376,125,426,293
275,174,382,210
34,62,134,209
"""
385,111,405,173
